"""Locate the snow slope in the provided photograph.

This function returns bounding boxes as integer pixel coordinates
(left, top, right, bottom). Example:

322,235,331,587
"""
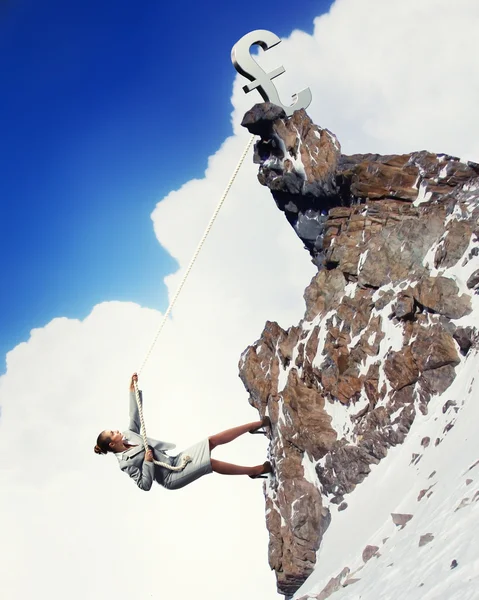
295,346,479,599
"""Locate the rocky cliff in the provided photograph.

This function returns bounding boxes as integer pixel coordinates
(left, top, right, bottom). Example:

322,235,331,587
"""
238,104,479,598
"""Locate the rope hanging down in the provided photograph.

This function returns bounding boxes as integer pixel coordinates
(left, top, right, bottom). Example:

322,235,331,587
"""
133,381,189,471
137,133,255,376
133,133,256,471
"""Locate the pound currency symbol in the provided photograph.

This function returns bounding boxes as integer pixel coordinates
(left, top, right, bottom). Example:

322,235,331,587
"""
231,29,312,117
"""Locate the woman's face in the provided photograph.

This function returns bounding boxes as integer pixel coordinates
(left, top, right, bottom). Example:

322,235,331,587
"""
105,429,123,448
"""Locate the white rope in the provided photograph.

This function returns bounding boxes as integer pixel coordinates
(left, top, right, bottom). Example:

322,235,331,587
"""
133,381,190,471
133,133,255,471
137,133,255,376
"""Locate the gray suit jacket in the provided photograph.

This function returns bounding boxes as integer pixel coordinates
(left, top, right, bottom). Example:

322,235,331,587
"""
117,390,176,491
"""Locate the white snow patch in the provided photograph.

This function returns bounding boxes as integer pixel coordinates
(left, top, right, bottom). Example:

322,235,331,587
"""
376,311,405,400
358,249,369,272
302,453,321,487
323,397,353,439
277,358,290,394
288,126,306,178
422,235,444,273
344,282,358,298
441,235,477,295
438,164,449,179
444,203,465,227
348,331,362,351
413,181,433,207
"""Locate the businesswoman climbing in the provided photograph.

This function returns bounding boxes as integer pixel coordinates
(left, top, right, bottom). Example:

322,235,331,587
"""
94,373,272,491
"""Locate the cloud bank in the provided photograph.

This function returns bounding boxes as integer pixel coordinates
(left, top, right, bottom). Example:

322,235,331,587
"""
1,1,478,598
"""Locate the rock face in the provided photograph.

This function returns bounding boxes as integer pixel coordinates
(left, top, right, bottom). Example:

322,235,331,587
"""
238,103,479,597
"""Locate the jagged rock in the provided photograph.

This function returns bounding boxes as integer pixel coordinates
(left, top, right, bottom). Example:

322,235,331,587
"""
384,346,419,390
444,422,455,434
278,326,302,368
467,269,479,289
304,269,346,321
238,105,479,597
411,327,460,371
466,459,479,472
434,219,472,268
419,365,457,402
454,497,470,512
362,545,380,563
392,292,415,319
243,104,479,268
410,453,422,465
343,578,361,587
443,400,457,413
391,513,413,528
414,276,471,319
453,326,477,354
243,105,341,266
239,320,282,411
317,443,375,497
281,371,337,460
419,533,435,547
241,102,286,136
316,567,350,600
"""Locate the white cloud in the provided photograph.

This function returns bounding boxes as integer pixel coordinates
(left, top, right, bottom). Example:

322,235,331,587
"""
1,1,478,598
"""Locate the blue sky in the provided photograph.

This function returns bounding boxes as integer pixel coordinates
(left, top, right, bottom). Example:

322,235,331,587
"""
0,0,331,373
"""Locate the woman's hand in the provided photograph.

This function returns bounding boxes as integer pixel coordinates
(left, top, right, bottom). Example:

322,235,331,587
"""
145,448,154,462
130,372,138,391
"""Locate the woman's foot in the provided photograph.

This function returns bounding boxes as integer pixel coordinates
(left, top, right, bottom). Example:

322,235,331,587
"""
249,416,271,435
249,461,273,479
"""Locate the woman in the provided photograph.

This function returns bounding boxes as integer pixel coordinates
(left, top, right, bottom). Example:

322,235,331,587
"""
94,373,272,491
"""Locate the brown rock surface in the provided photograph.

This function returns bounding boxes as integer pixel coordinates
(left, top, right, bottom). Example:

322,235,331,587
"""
391,513,414,528
238,104,479,597
362,545,380,563
315,567,350,600
414,276,471,319
419,533,435,547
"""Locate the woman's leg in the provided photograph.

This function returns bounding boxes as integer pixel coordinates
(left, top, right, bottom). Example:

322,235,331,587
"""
208,420,263,450
208,420,271,478
210,458,269,477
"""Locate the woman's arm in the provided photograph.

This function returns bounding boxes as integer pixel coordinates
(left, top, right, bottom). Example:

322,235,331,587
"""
128,372,142,433
122,461,154,491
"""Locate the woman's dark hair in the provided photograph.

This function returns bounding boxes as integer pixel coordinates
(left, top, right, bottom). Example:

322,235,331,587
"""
94,431,112,455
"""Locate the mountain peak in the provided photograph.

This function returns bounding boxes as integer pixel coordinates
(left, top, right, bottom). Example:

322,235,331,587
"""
239,103,479,598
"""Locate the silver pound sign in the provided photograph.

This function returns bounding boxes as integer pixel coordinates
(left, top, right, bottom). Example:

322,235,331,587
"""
231,29,312,117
